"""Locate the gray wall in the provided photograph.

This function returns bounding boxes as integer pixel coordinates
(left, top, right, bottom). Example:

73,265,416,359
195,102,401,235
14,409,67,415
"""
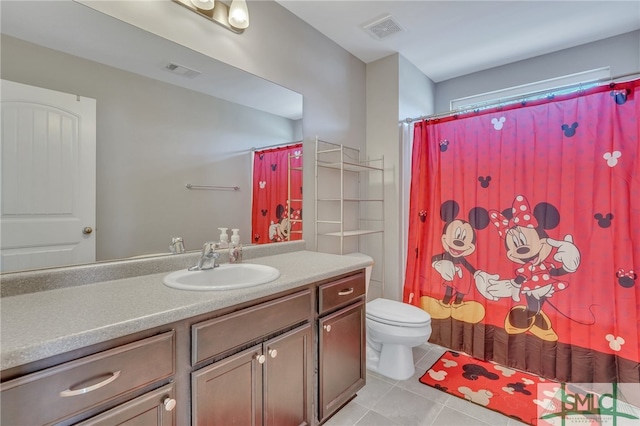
435,30,640,113
1,35,300,261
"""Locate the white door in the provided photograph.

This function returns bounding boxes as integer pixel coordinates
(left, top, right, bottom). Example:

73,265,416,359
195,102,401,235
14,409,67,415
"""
1,79,96,272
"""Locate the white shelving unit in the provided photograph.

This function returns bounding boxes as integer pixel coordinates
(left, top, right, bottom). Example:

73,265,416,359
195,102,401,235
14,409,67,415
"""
315,137,384,296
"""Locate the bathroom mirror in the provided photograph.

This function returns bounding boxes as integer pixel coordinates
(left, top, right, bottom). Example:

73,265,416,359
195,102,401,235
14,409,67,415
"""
0,1,303,273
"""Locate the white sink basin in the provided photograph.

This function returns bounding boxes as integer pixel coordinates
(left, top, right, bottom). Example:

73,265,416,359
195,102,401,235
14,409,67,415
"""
163,264,280,291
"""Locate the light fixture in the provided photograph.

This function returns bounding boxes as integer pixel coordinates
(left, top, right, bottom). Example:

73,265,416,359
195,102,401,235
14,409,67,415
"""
228,0,249,29
173,0,249,34
190,0,214,11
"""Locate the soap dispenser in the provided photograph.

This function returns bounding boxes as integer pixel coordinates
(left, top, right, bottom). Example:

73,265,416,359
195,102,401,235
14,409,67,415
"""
229,229,242,263
218,228,229,248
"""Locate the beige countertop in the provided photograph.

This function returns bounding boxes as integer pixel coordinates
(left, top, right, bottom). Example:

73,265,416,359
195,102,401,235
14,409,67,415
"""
1,250,370,370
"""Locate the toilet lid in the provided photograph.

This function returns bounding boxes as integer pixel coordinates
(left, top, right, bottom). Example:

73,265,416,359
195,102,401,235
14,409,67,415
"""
366,298,431,327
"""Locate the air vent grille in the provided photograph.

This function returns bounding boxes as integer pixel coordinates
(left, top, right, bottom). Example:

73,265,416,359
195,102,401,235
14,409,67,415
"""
163,62,201,78
362,14,403,40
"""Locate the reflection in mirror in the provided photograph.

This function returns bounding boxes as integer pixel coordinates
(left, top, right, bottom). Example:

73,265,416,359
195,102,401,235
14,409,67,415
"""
0,1,303,273
251,144,303,244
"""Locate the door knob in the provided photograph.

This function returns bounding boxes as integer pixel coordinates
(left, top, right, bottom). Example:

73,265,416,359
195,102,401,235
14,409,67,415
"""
254,354,266,364
268,349,277,358
324,324,331,332
82,227,93,235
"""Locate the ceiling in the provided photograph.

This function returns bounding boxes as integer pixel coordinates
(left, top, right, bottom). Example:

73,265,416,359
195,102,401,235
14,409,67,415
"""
275,1,640,82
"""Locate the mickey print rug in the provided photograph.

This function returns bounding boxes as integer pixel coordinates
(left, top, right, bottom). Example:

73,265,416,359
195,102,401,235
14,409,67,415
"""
420,350,559,425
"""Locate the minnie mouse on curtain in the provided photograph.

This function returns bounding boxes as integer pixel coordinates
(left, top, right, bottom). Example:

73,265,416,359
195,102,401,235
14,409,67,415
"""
404,79,640,383
251,144,302,244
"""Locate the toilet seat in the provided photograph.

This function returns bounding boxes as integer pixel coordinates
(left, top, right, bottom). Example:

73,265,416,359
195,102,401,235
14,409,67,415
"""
367,298,431,328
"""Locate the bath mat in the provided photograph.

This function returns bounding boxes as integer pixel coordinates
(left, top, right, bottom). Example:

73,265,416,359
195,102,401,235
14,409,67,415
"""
419,350,559,425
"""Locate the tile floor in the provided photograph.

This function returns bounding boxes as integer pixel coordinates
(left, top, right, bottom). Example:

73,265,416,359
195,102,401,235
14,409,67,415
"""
324,342,528,426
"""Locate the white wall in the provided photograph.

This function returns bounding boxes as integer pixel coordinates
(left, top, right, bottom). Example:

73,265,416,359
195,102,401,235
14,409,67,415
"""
366,54,435,301
435,30,640,113
78,0,368,252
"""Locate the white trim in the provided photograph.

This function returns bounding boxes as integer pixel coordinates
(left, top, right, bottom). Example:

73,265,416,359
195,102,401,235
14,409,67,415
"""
450,67,611,111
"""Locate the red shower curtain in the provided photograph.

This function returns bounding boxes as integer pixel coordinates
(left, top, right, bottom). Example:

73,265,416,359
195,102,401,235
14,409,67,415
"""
404,79,640,383
251,144,302,244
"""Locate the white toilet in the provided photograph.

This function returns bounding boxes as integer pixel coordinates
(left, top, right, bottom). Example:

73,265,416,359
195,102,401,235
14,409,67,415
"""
346,253,432,381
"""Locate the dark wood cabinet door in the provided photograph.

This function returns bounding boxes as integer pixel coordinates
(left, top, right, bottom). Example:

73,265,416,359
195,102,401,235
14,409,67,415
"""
192,345,263,426
77,383,176,426
318,300,366,422
263,324,312,426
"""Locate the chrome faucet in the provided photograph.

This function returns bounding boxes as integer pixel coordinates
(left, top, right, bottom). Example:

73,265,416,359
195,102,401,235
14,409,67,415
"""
189,241,221,271
169,237,185,254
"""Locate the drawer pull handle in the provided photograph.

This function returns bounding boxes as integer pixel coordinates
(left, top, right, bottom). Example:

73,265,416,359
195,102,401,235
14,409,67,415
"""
324,324,331,332
254,354,266,364
163,397,177,411
60,371,121,397
268,349,278,358
338,288,354,296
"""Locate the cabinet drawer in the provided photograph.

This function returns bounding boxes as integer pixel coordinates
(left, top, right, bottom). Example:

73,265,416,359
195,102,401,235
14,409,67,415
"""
1,331,175,426
318,271,365,315
192,289,312,365
77,383,176,426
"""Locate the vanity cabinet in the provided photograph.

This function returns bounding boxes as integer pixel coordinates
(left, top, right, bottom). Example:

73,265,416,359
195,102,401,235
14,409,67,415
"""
191,289,313,426
0,331,175,426
317,272,366,423
1,267,367,426
192,324,312,426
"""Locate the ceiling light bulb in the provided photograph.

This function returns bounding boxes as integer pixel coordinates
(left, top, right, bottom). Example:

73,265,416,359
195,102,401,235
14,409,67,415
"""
190,0,214,11
228,0,249,29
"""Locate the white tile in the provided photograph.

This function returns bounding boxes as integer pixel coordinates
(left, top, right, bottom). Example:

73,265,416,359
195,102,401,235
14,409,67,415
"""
367,368,400,386
432,405,492,426
354,375,394,409
323,400,369,426
395,369,450,405
372,387,445,426
415,349,445,371
354,410,399,426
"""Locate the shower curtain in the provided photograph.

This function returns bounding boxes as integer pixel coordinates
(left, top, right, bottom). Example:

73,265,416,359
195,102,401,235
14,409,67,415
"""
403,79,640,383
251,144,302,244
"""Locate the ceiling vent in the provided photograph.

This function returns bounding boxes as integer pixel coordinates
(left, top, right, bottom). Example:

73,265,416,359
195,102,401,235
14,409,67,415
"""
163,62,201,78
362,14,404,40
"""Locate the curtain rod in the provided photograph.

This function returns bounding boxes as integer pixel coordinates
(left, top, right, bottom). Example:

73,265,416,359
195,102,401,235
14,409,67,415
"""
400,71,640,124
251,141,302,151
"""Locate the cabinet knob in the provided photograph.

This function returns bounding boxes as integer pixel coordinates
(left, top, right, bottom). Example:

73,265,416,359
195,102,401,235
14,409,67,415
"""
324,324,331,332
254,354,266,364
163,397,177,411
268,349,278,358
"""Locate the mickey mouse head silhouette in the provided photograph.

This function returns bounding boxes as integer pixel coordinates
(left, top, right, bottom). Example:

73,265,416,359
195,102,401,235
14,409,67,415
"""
419,210,427,222
270,164,277,171
491,117,506,130
594,213,613,228
605,334,625,351
259,181,266,189
439,139,449,152
603,151,621,167
478,176,492,188
561,122,579,137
